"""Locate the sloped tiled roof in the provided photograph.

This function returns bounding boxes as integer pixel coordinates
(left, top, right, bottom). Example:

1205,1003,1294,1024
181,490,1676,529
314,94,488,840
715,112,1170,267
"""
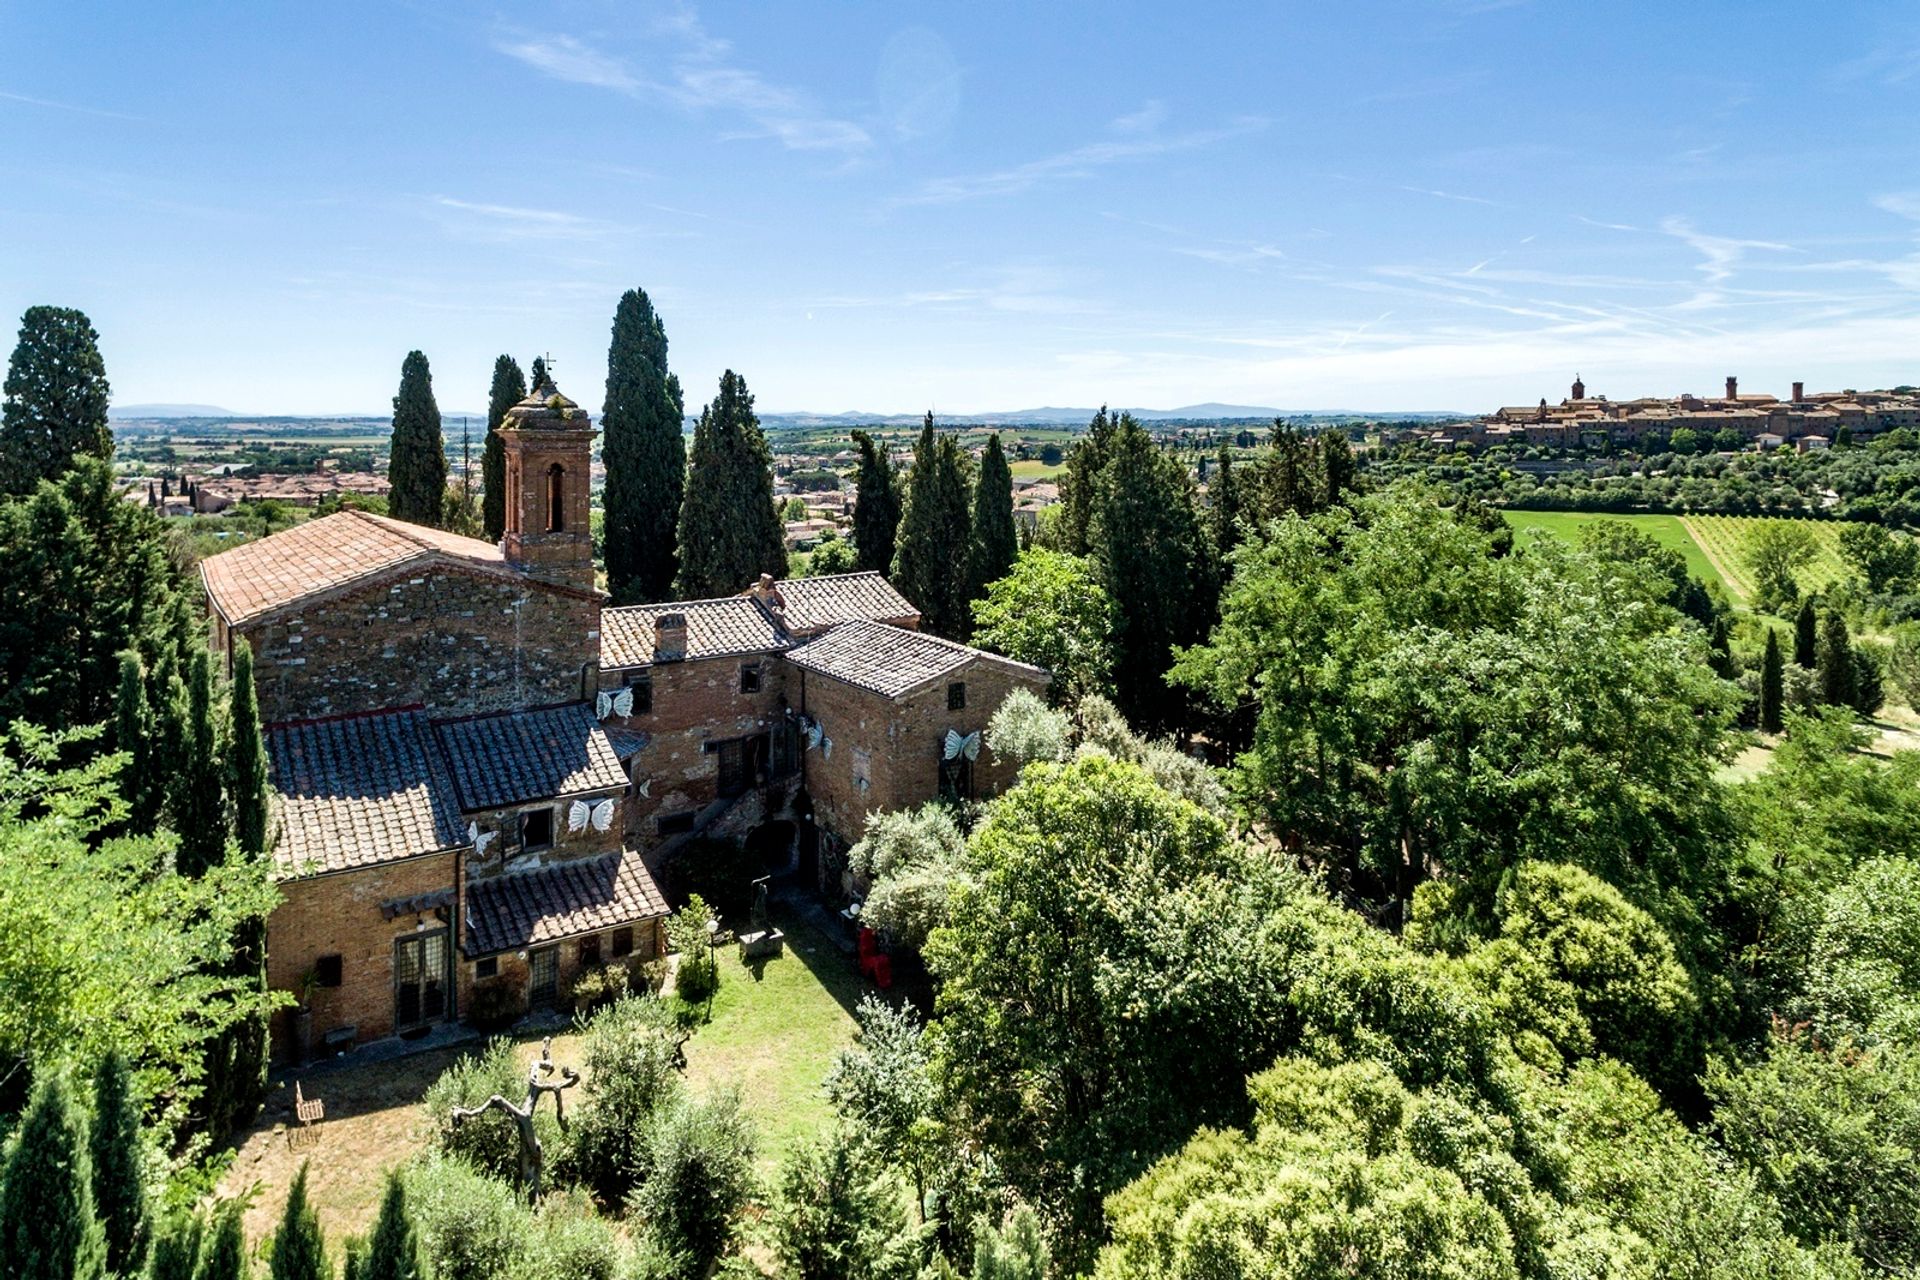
433,703,628,813
786,618,1047,697
267,708,467,876
201,509,522,626
463,849,669,956
601,597,787,669
770,571,919,633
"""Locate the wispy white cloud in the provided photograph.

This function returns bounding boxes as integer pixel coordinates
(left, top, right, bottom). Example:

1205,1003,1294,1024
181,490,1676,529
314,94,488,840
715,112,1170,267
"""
1658,215,1794,308
491,13,870,154
893,110,1267,207
1400,184,1501,207
0,89,143,121
427,197,628,243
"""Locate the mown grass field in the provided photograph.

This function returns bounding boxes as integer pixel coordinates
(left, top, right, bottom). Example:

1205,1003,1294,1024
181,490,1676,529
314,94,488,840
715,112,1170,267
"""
1502,511,1727,596
1010,458,1064,478
1504,510,1850,608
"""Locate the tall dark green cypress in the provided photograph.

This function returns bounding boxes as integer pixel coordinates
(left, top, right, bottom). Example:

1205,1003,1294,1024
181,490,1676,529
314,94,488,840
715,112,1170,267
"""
0,1071,106,1280
1208,444,1241,563
173,648,228,878
1055,407,1116,556
1819,610,1857,710
114,649,161,833
1091,415,1210,733
1760,629,1785,734
148,1216,204,1280
228,640,269,858
968,433,1018,603
602,288,687,604
891,415,973,639
1708,616,1735,678
91,1051,150,1278
850,430,901,575
269,1164,329,1280
673,371,786,598
194,1202,249,1280
359,1175,425,1280
386,351,446,527
482,355,526,543
0,305,113,496
1794,599,1819,669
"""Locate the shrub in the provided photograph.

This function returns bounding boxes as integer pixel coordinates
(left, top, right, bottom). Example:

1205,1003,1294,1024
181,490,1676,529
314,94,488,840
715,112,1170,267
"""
849,806,968,950
521,1191,623,1280
626,1090,756,1273
769,1138,924,1280
667,897,720,1005
566,964,635,1016
403,1153,526,1280
567,994,685,1208
984,689,1070,766
422,1040,563,1184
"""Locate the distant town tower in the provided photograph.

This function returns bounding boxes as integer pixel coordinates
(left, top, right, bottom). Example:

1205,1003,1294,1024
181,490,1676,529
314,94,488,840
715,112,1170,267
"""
499,373,598,593
1792,381,1805,402
1726,375,1739,401
1571,373,1585,401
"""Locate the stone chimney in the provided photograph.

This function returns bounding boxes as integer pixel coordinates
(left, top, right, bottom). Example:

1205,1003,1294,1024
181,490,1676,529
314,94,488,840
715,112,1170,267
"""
653,612,687,663
1726,375,1739,401
1792,381,1804,402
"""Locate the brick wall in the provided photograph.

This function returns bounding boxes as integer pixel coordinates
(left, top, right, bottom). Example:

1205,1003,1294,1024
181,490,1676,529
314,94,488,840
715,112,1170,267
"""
235,569,599,723
266,850,459,1057
464,918,665,1019
464,787,627,883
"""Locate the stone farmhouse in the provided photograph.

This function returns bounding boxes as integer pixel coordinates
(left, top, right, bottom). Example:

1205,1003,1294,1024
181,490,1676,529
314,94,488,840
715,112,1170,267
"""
197,379,1047,1059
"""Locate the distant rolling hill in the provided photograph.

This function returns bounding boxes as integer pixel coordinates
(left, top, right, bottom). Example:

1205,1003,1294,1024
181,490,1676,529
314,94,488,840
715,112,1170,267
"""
112,403,239,418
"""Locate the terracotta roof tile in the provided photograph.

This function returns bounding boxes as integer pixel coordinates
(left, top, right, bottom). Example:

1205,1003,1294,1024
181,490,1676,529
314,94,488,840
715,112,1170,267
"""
267,708,467,877
433,703,629,813
601,597,787,669
201,509,519,626
786,618,1048,697
463,849,669,956
768,571,920,633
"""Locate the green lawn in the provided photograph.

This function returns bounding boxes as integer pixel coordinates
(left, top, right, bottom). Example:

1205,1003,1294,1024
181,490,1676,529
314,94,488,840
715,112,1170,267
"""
1010,458,1064,479
1679,514,1850,607
1502,510,1728,598
678,905,868,1164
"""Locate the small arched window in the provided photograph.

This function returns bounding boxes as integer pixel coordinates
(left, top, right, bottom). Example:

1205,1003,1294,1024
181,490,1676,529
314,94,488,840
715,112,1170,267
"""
545,464,565,532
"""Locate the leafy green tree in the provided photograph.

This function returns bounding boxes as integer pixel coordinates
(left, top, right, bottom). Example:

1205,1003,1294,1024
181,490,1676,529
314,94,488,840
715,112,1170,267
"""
482,355,526,543
626,1091,756,1274
193,1201,249,1280
1052,407,1117,556
173,648,228,878
971,1206,1048,1280
1761,629,1785,733
825,996,940,1214
674,371,785,598
268,1163,329,1280
568,994,686,1208
1796,598,1820,668
926,754,1300,1270
1820,609,1858,710
847,806,969,953
602,288,687,604
1744,521,1818,612
850,430,902,574
90,1049,150,1278
806,530,859,575
968,434,1018,605
386,350,446,527
0,305,112,495
891,414,974,639
361,1174,427,1280
769,1138,922,1280
969,549,1114,702
0,1070,106,1280
1088,415,1210,732
984,687,1072,766
1839,521,1918,594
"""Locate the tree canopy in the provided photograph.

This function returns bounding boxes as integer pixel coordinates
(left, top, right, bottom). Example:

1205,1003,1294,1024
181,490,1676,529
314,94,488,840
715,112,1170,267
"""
674,370,785,598
0,305,113,496
602,287,686,604
386,350,446,527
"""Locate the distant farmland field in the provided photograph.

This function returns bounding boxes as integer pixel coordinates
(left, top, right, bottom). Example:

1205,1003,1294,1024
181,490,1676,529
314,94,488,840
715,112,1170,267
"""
1502,511,1727,597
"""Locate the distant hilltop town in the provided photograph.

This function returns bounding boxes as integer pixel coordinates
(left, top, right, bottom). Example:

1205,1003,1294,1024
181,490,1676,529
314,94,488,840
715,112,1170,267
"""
1413,376,1920,452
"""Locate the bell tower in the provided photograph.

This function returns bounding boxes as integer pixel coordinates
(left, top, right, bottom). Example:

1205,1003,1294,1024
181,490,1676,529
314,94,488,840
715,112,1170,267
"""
1571,373,1585,401
499,373,597,593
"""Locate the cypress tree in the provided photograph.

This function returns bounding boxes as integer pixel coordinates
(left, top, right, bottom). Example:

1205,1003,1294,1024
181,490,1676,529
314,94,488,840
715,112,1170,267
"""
602,288,687,604
268,1164,329,1280
174,648,228,878
1794,599,1819,668
850,430,901,575
530,355,549,391
91,1051,150,1278
482,355,526,543
114,649,161,833
0,1071,107,1280
891,414,973,639
1760,629,1785,734
1091,415,1211,733
386,351,446,527
148,1216,204,1280
194,1202,249,1280
673,371,786,598
1055,407,1116,556
0,305,113,496
968,433,1018,604
228,640,269,858
1819,610,1857,710
359,1175,425,1280
1708,616,1735,678
1208,444,1241,563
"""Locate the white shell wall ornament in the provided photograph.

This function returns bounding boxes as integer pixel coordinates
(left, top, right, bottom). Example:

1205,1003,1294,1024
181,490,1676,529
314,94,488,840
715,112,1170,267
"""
590,798,615,831
567,799,591,832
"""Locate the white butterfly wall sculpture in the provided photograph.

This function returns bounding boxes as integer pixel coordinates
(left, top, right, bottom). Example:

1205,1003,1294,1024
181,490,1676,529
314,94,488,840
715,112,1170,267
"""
633,777,651,798
943,729,982,761
822,736,834,760
595,687,636,720
805,722,824,751
467,821,497,858
567,799,591,832
590,798,615,832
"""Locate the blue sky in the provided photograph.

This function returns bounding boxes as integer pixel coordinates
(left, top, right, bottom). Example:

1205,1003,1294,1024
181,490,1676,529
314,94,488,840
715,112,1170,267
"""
4,1,1919,415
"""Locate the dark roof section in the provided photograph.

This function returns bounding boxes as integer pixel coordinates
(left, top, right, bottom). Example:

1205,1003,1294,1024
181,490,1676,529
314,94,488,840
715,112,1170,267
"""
786,618,1048,698
267,708,467,877
768,571,919,634
601,597,786,669
433,703,628,813
463,850,669,956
